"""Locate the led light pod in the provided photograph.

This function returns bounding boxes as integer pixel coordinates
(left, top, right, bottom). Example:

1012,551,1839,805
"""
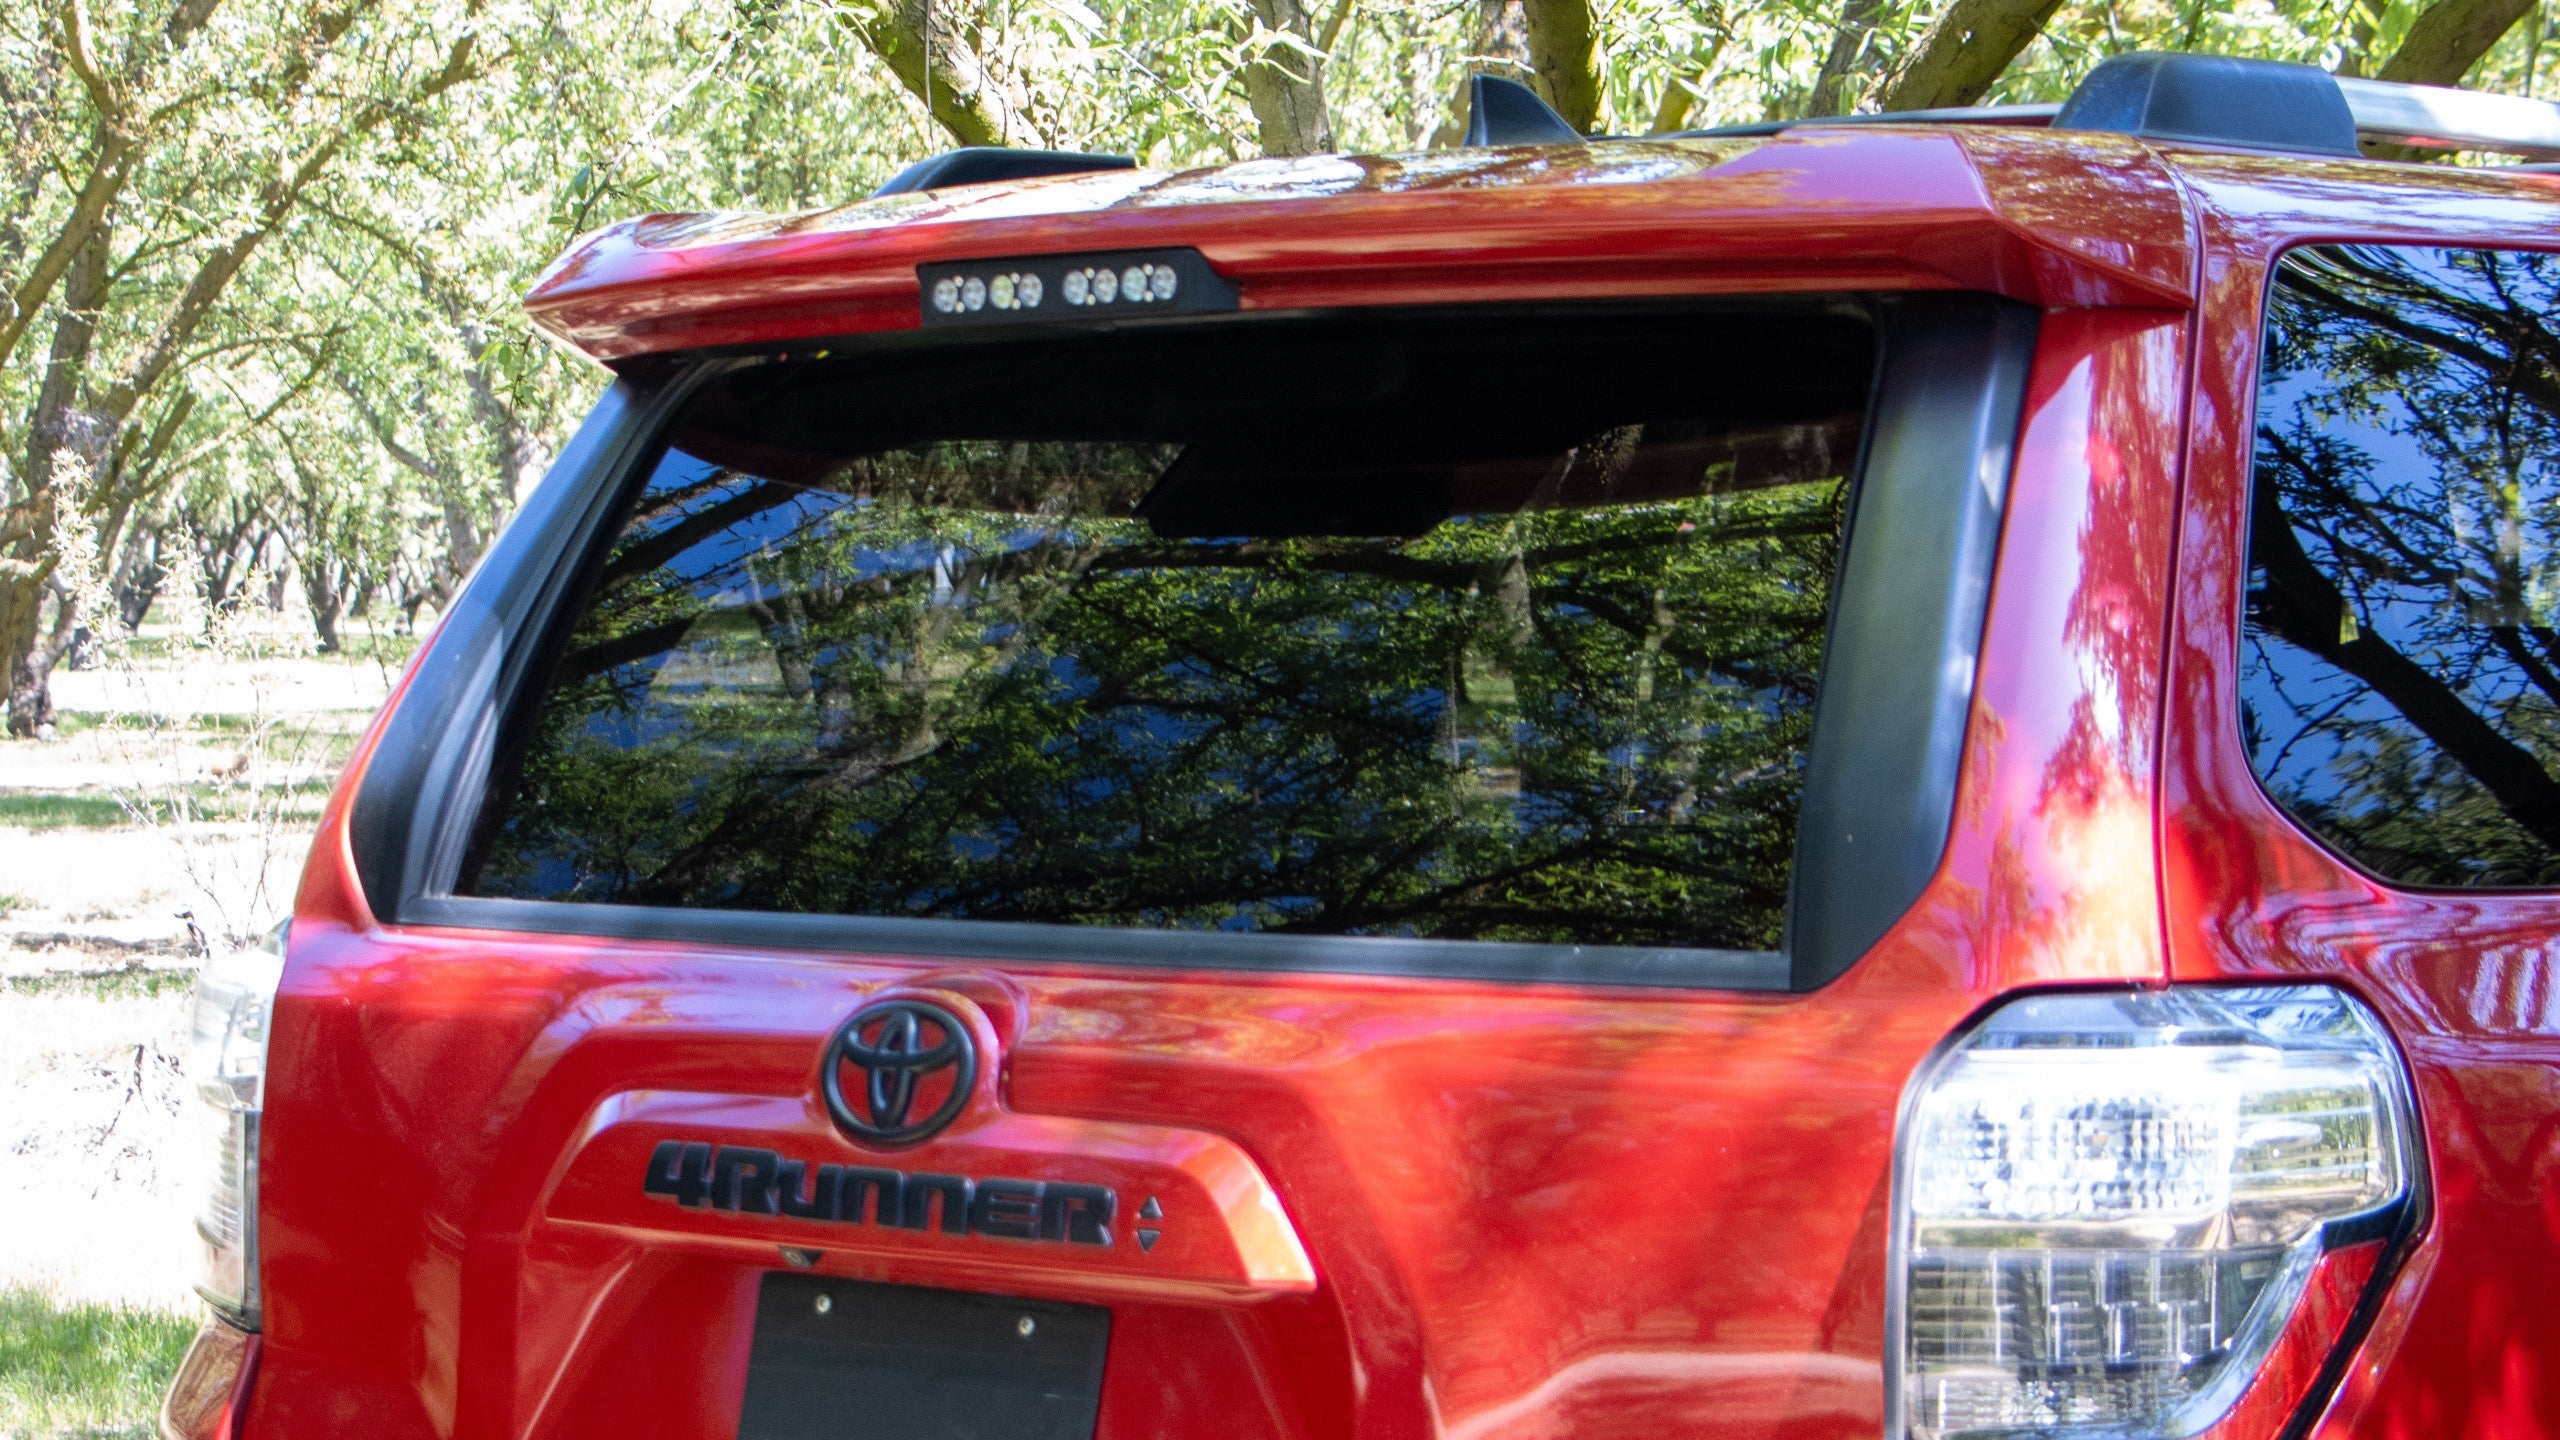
1892,986,2416,1439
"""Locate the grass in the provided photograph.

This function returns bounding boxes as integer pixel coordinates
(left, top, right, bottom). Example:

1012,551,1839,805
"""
0,894,26,917
328,630,424,667
2,967,198,1000
0,794,129,830
101,627,419,669
50,711,336,738
0,780,340,833
0,1286,198,1439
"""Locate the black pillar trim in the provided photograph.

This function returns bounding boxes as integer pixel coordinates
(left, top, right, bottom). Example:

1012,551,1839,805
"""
1787,294,2038,989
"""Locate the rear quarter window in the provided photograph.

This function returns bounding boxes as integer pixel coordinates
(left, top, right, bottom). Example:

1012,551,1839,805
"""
2243,244,2560,886
462,309,1873,951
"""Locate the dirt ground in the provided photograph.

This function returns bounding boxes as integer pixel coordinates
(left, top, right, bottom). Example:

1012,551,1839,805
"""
0,978,204,1311
0,634,402,1313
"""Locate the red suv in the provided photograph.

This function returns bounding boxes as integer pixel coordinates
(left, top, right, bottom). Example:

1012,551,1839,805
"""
164,52,2560,1440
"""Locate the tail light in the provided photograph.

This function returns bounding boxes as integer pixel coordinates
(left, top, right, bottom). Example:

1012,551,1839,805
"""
187,921,287,1328
1890,985,2417,1438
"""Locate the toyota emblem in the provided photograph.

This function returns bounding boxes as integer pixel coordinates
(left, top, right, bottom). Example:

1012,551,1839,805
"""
821,998,978,1147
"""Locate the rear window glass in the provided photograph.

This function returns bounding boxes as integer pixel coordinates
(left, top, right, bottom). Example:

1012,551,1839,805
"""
463,309,1872,950
2243,246,2560,886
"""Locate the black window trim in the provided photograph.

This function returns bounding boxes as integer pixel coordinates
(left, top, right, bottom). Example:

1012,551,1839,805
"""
353,295,2036,992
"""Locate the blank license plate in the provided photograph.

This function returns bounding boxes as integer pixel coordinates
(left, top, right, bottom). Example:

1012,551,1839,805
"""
736,1273,1110,1440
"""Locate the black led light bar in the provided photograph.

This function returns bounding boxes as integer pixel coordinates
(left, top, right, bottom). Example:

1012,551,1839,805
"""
917,248,1239,329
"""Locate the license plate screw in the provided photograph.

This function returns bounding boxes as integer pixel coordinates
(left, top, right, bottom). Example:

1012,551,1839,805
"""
1017,1316,1036,1338
814,1294,832,1315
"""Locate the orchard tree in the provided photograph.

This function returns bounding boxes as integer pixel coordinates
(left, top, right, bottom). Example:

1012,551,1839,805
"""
8,0,2560,737
0,0,489,733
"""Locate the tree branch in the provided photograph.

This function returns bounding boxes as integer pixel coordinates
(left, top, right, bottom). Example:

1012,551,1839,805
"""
1240,0,1336,155
1805,0,1884,117
1646,30,1730,133
0,139,133,369
102,28,488,426
1521,0,1603,132
2378,0,2537,86
1315,0,1357,55
58,0,119,118
843,0,1048,149
1876,0,2065,112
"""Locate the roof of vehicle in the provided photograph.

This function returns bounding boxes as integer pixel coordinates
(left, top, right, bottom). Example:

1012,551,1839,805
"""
521,120,2555,367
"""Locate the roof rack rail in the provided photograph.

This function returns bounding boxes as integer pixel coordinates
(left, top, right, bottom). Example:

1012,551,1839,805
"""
2052,53,2363,154
1674,102,2057,140
2056,53,2560,159
1676,53,2560,162
871,146,1137,198
2336,74,2560,160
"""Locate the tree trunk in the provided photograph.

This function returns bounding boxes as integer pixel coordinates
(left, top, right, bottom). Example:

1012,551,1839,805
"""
3,231,111,737
1875,0,2066,113
0,579,54,736
1521,0,1603,132
2379,0,2538,85
1645,30,1729,133
67,622,103,671
303,559,343,654
1241,0,1337,155
113,525,164,631
1805,0,1885,117
2362,0,2539,158
1431,2,1530,146
845,1,1048,148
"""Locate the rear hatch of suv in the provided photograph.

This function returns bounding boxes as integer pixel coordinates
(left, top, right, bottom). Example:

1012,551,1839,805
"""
243,132,2227,1439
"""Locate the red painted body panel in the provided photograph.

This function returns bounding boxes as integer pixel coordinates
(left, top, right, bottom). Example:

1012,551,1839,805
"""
236,133,2560,1438
2156,155,2560,1439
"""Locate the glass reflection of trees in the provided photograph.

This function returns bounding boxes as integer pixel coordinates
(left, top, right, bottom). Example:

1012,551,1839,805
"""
2245,245,2560,886
467,322,1864,950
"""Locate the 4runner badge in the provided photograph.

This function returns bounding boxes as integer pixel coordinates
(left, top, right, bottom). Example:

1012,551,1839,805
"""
637,995,1125,1248
642,1141,1118,1247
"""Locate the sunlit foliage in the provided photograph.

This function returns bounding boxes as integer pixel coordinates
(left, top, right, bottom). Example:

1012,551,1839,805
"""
4,0,2553,736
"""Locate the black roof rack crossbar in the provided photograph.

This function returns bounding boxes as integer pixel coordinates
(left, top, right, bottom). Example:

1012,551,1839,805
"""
872,146,1137,198
1674,57,2359,155
2052,53,2560,160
